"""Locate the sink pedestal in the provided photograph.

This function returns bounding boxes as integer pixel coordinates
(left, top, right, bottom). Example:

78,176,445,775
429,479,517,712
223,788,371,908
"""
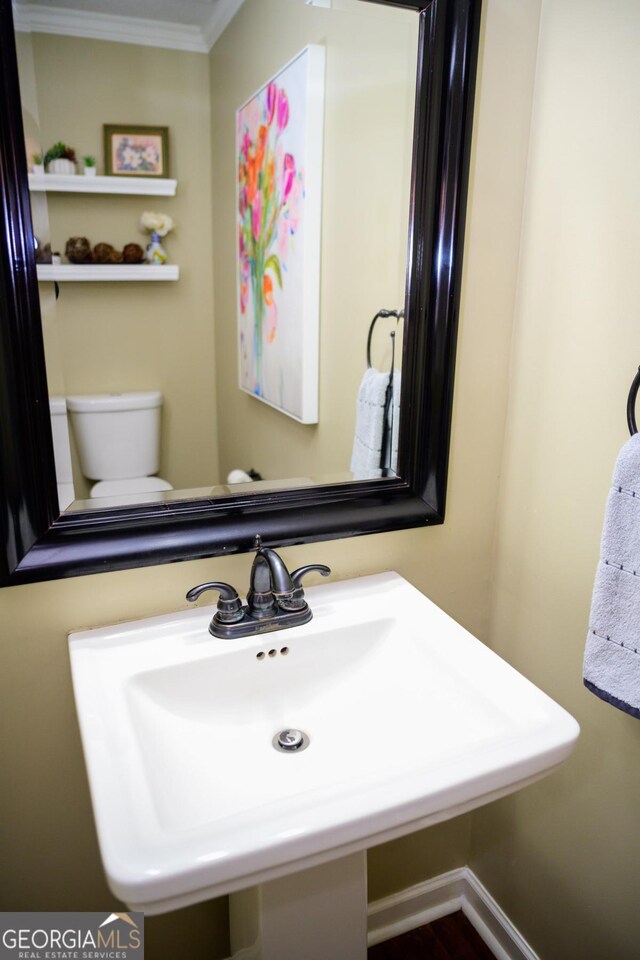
229,852,368,960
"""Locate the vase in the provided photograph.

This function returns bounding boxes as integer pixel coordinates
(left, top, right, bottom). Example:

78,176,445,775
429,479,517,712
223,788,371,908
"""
251,263,265,395
32,164,44,176
145,232,167,265
46,158,76,175
84,166,97,177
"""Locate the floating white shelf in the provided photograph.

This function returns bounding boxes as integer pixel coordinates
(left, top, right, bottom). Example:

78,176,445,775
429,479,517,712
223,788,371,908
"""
28,174,177,197
37,264,180,282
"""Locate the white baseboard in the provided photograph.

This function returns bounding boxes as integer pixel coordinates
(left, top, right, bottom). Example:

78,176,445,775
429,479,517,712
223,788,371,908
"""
223,865,538,960
367,867,466,946
368,866,540,960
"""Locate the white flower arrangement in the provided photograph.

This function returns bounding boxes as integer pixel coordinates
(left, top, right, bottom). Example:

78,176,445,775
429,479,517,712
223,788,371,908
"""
140,211,174,237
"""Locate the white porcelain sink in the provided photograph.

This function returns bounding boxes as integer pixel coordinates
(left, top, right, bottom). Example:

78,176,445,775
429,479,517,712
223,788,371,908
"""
68,572,579,917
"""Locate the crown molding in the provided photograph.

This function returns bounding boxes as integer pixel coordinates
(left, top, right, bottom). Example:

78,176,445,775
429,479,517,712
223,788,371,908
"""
12,3,210,54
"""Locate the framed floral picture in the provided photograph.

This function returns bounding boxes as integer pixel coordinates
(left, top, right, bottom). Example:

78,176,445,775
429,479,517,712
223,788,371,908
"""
236,46,325,424
104,125,169,178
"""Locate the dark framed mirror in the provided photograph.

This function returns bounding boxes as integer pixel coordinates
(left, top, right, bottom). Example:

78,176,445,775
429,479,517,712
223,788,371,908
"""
0,0,480,586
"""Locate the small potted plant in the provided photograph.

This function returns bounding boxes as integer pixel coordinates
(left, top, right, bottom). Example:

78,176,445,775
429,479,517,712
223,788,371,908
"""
83,154,97,177
44,142,77,175
31,152,44,176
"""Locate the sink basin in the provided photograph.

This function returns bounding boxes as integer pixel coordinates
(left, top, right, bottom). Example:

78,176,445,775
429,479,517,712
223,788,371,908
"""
68,572,579,916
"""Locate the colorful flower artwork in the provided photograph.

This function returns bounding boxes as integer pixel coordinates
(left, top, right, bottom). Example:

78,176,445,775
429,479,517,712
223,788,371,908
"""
236,46,324,423
115,137,161,173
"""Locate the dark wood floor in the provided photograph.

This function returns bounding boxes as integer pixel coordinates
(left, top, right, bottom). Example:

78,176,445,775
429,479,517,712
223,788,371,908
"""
369,911,496,960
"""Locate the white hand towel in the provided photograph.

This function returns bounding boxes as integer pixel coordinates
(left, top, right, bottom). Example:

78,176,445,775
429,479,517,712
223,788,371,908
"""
584,433,640,718
350,368,390,480
389,371,401,475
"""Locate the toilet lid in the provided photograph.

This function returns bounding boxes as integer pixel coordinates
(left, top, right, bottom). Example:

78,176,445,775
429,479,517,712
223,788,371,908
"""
90,477,173,498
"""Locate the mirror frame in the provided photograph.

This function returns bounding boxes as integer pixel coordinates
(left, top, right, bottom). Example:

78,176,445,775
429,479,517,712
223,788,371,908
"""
0,0,481,586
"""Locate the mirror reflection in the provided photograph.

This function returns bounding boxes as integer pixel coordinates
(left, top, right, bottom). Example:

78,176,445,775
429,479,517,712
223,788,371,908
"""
14,0,417,511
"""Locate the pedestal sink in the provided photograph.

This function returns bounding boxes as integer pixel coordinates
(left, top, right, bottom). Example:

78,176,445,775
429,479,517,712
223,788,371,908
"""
69,572,579,958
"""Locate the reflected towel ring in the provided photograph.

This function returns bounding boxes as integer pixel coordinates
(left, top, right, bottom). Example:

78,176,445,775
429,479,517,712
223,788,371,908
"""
366,308,404,368
627,366,640,435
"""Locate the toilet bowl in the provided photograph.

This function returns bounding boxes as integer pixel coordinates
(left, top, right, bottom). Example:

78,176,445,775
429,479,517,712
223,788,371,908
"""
66,391,173,499
89,476,173,498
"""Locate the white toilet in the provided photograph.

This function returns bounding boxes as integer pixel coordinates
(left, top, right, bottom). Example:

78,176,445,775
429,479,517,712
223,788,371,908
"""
66,391,173,499
49,396,75,510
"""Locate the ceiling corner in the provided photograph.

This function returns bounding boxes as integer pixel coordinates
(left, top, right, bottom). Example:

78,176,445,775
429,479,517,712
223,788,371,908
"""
203,0,246,52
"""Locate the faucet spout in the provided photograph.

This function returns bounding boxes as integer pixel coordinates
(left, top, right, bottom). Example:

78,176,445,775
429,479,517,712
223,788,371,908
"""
246,551,277,620
259,546,295,598
246,544,295,618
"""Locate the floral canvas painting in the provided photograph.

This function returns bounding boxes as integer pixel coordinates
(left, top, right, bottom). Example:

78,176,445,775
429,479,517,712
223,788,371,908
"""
236,46,324,423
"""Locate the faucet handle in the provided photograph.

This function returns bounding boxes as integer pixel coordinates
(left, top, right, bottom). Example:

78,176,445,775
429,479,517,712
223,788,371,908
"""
186,581,244,623
279,564,331,612
291,564,331,587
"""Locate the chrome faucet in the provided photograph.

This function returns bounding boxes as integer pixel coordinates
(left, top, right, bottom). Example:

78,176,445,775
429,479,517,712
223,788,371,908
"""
186,535,331,638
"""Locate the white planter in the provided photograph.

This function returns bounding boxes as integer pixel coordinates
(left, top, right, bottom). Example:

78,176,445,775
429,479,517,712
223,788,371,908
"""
32,164,44,176
84,167,97,177
47,158,76,175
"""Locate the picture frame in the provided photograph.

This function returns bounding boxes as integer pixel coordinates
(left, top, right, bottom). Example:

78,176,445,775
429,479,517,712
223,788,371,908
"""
103,124,169,178
236,45,325,424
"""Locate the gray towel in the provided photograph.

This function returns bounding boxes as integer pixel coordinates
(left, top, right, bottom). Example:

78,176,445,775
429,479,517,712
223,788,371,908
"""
350,368,400,480
389,370,401,474
350,368,390,479
584,433,640,718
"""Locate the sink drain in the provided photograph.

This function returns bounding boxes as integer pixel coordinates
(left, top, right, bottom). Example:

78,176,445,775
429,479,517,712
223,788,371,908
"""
273,728,310,753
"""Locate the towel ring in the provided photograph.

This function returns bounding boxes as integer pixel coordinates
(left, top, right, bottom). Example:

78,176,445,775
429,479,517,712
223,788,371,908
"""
366,308,404,368
627,366,640,435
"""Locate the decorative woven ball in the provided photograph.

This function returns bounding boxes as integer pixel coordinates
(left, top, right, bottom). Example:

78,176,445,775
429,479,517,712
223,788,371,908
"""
93,242,123,264
65,236,93,263
34,240,52,264
122,243,144,264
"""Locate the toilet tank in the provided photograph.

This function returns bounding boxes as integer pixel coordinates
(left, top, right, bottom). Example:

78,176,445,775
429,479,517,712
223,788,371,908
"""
66,391,162,480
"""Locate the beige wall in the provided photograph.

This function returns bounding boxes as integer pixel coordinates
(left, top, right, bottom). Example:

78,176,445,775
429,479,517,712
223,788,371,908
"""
13,1,636,959
210,0,415,482
470,0,640,957
21,34,219,493
16,33,67,402
1,2,534,955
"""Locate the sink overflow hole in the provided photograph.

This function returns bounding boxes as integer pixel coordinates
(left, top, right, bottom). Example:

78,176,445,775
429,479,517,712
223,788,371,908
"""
273,729,310,753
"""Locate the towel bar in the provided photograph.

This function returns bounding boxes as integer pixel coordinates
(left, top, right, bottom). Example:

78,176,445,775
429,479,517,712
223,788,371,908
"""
627,366,640,435
366,308,404,368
